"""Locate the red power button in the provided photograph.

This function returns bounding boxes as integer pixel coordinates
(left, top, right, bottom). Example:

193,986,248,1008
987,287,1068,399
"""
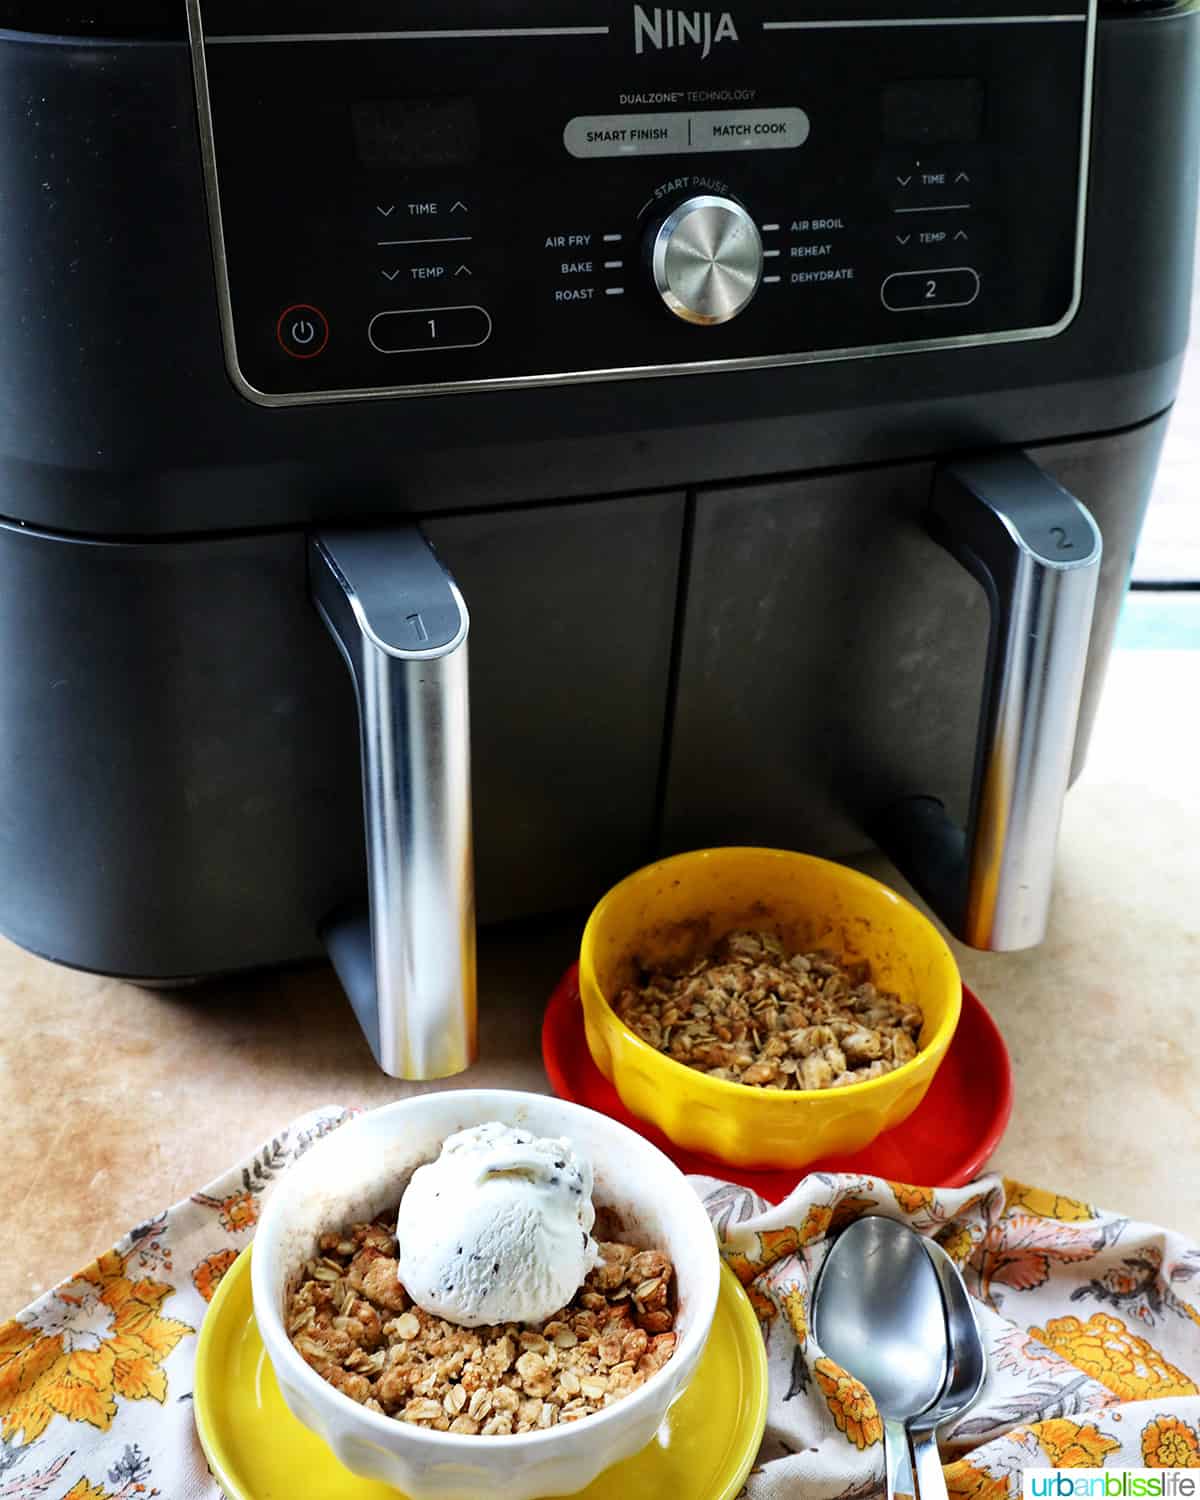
276,303,330,359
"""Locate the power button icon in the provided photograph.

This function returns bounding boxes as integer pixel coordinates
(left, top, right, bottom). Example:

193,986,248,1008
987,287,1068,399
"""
276,303,329,359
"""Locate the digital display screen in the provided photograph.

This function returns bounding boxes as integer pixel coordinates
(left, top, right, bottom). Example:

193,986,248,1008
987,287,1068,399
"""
882,79,985,146
352,97,480,168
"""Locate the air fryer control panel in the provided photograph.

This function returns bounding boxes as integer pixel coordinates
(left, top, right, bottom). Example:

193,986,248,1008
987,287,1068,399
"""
190,0,1095,404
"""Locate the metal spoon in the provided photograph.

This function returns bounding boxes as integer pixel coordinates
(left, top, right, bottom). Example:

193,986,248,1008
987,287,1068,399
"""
811,1216,949,1500
895,1240,989,1500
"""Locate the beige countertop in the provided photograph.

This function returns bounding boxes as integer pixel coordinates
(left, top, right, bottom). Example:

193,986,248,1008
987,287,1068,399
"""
1,647,1198,1320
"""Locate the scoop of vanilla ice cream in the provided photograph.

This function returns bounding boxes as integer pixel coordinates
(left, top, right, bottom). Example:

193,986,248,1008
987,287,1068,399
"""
395,1121,601,1327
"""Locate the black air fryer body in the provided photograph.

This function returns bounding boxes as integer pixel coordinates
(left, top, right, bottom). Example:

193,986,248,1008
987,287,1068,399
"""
0,1,1196,987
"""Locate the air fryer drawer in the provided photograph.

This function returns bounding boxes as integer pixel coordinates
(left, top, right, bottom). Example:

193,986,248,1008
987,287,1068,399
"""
660,414,1167,859
0,491,684,978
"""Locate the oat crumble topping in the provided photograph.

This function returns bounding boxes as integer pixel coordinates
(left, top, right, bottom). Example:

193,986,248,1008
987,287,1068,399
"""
287,1218,677,1435
614,928,923,1090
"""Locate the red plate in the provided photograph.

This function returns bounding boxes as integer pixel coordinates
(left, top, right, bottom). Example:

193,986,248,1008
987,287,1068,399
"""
542,964,1012,1202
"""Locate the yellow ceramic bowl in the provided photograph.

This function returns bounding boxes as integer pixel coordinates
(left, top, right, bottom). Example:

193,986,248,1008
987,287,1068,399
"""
579,847,962,1169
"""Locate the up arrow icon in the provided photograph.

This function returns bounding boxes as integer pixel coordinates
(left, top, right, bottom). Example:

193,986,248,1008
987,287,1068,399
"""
454,265,472,277
450,200,469,213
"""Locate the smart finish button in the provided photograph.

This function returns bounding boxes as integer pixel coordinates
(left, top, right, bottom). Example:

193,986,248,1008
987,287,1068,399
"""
276,304,329,358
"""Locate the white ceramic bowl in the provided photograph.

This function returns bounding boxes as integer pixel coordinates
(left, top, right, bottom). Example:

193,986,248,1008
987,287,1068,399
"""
251,1090,721,1500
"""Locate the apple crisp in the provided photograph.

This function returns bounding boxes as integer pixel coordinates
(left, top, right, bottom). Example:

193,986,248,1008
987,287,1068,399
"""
287,1218,677,1434
614,928,923,1090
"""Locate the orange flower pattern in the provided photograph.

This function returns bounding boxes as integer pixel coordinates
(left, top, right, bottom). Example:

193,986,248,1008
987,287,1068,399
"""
0,1106,352,1499
1142,1415,1200,1467
190,1189,259,1235
757,1205,833,1265
938,1223,976,1265
0,1249,191,1445
705,1169,1200,1497
1003,1181,1096,1223
814,1357,883,1449
1032,1418,1121,1466
725,1250,760,1288
191,1249,238,1304
1028,1313,1198,1402
757,1226,802,1266
945,1458,1014,1500
890,1182,936,1216
781,1284,807,1344
799,1204,835,1245
723,1204,832,1295
745,1283,778,1328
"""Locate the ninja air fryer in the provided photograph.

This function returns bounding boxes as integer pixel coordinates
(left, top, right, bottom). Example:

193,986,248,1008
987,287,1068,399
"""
0,0,1195,1075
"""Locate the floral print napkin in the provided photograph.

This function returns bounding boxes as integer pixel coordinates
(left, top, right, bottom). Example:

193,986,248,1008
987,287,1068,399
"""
0,1106,353,1499
3,1107,1199,1499
696,1172,1200,1498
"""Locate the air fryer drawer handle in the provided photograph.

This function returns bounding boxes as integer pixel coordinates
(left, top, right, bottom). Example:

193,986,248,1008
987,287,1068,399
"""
309,527,477,1078
874,453,1102,951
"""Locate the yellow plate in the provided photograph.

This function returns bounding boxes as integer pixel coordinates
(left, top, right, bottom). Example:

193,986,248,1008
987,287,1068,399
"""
195,1248,768,1500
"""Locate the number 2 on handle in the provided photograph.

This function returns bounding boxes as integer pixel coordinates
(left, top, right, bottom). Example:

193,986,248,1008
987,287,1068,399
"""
925,279,937,300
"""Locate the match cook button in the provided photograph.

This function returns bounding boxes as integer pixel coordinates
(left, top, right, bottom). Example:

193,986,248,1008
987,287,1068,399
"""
687,108,810,152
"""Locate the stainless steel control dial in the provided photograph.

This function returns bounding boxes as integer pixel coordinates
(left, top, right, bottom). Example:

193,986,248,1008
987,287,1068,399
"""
649,195,763,326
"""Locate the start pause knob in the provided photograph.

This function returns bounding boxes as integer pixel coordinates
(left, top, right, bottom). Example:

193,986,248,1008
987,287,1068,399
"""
648,196,763,326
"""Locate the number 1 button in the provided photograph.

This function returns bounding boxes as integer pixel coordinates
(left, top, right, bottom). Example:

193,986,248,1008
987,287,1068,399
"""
881,268,979,311
368,306,492,353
